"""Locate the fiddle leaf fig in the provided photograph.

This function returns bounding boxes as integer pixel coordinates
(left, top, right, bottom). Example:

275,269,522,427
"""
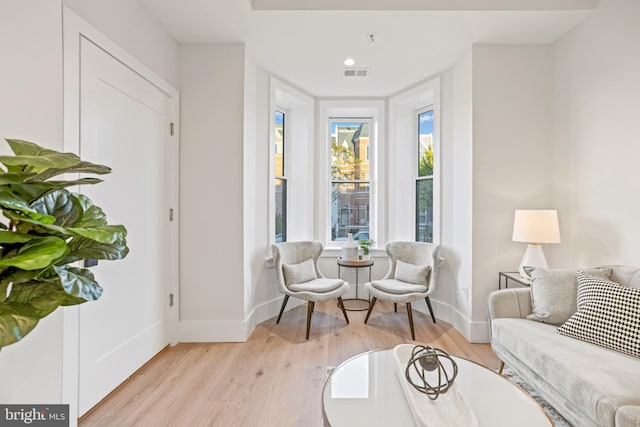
0,230,34,244
67,225,127,245
0,236,67,270
11,177,104,203
31,189,83,227
61,236,128,264
0,187,56,223
0,139,128,348
53,266,102,301
6,281,80,318
0,304,39,347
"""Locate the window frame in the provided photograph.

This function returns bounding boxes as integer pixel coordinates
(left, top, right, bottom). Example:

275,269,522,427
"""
274,109,288,243
327,117,374,244
416,106,435,243
387,77,440,244
317,100,385,251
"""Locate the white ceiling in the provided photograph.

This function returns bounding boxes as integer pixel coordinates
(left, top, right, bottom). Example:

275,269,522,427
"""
138,0,594,97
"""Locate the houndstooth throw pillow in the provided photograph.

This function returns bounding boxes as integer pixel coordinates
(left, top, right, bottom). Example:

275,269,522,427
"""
557,271,640,358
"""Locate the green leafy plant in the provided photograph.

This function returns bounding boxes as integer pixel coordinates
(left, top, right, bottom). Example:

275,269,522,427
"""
0,139,128,348
358,239,375,256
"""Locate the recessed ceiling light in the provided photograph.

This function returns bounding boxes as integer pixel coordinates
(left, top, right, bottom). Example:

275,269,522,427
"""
344,58,355,66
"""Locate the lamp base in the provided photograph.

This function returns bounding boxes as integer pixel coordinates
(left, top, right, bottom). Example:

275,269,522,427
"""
518,244,548,279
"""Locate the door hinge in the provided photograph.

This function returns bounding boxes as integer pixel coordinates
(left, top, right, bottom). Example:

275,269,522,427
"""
169,208,174,221
169,293,174,307
170,122,175,136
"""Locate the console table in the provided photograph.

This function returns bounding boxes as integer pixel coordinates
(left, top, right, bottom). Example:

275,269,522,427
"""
498,271,531,289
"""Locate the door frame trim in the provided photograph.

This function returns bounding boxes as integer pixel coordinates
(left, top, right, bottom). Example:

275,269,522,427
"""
62,6,180,422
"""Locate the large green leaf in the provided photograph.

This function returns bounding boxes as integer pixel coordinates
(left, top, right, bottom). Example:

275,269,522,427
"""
31,189,82,227
0,230,34,244
5,281,71,318
0,269,46,289
25,161,111,182
10,178,103,202
53,266,103,301
0,303,39,348
0,172,35,185
74,203,107,228
67,225,127,244
0,152,81,171
61,236,128,264
6,139,60,157
0,236,67,270
3,211,69,236
0,187,56,223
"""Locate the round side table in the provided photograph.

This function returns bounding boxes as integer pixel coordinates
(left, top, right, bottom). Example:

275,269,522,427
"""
337,257,374,311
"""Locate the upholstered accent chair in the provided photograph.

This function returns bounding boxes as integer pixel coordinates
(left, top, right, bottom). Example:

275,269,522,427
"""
364,241,440,340
272,241,350,339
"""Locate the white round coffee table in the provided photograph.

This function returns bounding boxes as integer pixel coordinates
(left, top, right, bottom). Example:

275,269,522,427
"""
322,348,552,427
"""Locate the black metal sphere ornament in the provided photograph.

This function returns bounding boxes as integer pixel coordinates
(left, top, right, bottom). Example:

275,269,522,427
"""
405,345,458,400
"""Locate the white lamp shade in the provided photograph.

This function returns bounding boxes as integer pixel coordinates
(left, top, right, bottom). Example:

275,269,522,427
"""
512,210,561,244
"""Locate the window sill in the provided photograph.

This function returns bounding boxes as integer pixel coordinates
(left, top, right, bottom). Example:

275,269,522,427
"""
264,247,388,268
321,247,386,259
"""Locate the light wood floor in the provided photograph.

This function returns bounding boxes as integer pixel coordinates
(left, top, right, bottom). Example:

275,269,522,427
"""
79,300,499,427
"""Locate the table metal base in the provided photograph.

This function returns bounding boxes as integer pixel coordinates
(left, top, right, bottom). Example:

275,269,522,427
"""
342,297,371,312
337,258,374,312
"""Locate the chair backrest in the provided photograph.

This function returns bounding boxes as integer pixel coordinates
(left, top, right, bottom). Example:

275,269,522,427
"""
384,241,440,291
272,241,324,293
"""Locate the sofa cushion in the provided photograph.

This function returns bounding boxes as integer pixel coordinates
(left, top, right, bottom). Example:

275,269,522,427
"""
394,260,431,285
525,267,611,325
492,318,640,427
616,406,640,427
282,258,317,286
557,272,640,358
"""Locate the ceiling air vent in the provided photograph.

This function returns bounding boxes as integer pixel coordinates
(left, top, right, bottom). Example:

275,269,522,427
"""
344,68,368,78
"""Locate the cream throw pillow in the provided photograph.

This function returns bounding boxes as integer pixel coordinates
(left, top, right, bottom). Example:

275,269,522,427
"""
282,258,317,285
394,260,431,285
525,267,611,325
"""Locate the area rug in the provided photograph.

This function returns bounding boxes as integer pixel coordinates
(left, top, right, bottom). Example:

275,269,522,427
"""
500,367,572,426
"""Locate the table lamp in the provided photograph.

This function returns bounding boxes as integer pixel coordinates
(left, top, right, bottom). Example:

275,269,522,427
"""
512,210,561,279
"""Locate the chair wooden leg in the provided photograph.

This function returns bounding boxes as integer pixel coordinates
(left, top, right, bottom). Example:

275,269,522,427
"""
394,303,397,313
498,361,505,375
425,297,436,323
305,301,315,340
276,295,289,324
406,302,416,340
337,297,349,324
364,297,378,324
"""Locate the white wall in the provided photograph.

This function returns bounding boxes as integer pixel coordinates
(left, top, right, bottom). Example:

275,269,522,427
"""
0,0,64,406
0,0,179,409
245,67,282,325
470,45,554,338
551,0,640,267
178,44,247,341
438,49,475,337
62,0,179,87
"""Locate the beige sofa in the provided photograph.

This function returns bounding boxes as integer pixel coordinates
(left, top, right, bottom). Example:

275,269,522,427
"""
488,266,640,427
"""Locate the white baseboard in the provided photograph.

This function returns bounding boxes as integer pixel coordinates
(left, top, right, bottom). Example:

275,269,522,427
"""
413,298,490,344
178,295,489,344
178,295,302,343
178,319,249,342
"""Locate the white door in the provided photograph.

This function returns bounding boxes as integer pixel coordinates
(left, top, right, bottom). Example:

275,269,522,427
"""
77,37,171,415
